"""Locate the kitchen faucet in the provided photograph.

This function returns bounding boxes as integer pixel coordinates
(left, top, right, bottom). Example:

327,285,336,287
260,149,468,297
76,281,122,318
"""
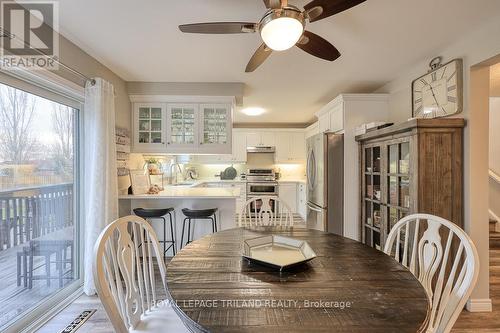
170,163,184,184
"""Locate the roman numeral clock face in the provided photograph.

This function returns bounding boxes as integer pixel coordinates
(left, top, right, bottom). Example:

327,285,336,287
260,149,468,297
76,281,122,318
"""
412,59,463,118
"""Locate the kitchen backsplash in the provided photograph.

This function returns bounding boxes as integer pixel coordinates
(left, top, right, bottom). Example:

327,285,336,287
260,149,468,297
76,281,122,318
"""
124,153,305,180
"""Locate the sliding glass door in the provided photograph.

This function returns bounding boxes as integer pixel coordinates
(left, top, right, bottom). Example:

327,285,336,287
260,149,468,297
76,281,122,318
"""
0,77,81,331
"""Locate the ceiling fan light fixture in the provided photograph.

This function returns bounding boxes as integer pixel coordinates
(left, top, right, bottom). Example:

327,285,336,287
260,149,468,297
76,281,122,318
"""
261,17,303,51
259,8,304,51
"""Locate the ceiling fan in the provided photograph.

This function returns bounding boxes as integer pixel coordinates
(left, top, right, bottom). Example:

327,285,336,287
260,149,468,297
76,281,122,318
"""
179,0,366,72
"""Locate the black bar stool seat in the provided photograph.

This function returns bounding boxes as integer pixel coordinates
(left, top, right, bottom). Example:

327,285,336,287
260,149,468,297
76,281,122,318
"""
133,207,176,258
180,208,218,249
181,208,217,218
134,208,173,218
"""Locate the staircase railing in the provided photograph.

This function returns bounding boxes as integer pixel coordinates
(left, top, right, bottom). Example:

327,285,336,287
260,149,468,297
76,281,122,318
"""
490,169,500,226
490,169,500,184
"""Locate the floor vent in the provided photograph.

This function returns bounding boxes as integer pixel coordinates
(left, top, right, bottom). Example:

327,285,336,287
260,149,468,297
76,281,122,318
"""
61,309,96,333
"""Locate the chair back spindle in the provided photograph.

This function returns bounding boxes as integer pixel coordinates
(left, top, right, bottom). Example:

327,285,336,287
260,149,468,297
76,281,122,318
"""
238,196,294,227
384,214,479,333
93,215,167,333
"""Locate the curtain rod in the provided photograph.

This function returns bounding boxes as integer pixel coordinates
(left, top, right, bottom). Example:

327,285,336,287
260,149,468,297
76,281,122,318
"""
0,27,96,86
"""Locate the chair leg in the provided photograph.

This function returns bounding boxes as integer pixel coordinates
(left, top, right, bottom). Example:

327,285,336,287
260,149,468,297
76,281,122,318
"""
180,217,187,249
168,212,176,256
187,218,192,245
161,216,166,261
45,254,51,287
23,252,28,288
57,250,63,288
28,252,33,289
210,217,215,233
214,213,218,232
17,253,21,286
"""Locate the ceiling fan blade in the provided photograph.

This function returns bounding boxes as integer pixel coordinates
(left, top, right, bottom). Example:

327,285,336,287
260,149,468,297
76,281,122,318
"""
304,0,366,22
296,31,340,61
179,22,257,34
263,0,283,9
245,43,272,72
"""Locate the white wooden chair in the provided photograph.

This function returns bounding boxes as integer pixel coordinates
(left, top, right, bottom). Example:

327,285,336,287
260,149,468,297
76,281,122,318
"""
383,213,479,333
93,215,188,333
238,196,294,227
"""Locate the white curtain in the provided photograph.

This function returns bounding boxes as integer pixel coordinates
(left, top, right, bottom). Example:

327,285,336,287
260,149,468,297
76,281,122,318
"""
83,78,118,295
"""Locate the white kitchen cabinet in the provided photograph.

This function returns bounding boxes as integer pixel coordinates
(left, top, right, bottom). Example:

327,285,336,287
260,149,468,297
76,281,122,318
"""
275,131,306,163
297,182,306,220
314,93,389,240
230,131,247,162
305,122,319,138
245,131,275,147
261,132,275,146
133,103,167,153
131,96,234,154
316,96,345,134
279,183,297,213
290,132,306,161
166,103,199,150
318,112,331,133
274,132,289,162
199,104,232,153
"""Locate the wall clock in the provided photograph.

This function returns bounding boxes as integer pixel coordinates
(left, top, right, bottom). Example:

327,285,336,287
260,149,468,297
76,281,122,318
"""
412,57,463,118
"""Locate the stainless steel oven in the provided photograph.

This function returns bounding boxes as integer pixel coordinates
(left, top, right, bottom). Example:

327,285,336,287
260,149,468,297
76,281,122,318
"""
246,182,278,196
245,168,278,217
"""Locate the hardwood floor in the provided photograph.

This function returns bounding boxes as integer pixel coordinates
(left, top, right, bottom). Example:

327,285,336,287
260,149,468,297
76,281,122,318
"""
37,227,500,333
451,226,500,332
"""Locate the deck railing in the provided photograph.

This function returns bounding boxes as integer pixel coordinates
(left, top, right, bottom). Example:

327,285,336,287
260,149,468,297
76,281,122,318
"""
0,183,73,251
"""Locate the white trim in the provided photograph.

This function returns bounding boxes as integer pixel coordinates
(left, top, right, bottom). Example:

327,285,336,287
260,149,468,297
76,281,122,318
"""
315,93,389,117
466,298,492,312
490,169,500,184
4,285,83,333
129,94,236,105
233,127,305,133
2,67,85,102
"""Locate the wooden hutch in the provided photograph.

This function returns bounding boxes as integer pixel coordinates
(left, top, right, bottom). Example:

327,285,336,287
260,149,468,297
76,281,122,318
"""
355,118,465,250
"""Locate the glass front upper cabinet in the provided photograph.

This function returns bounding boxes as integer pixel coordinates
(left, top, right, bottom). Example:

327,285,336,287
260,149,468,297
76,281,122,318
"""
166,104,198,148
132,101,233,153
199,104,231,148
134,103,166,151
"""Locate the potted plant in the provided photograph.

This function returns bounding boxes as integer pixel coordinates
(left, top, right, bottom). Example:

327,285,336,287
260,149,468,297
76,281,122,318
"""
144,157,162,175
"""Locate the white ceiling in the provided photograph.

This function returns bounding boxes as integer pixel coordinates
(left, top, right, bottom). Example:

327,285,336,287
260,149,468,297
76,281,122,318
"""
57,0,500,124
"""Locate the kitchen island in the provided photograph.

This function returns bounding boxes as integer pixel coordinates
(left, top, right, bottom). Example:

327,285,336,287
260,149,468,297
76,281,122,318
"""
119,186,240,253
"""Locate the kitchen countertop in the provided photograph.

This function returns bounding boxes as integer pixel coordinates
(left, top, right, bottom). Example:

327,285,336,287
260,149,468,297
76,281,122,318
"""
119,187,240,199
119,178,306,200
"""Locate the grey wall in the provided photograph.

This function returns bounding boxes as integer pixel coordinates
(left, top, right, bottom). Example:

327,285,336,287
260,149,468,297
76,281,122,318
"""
54,35,130,129
375,14,500,308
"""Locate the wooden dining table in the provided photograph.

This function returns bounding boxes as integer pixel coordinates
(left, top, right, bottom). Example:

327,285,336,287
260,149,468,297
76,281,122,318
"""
166,227,430,333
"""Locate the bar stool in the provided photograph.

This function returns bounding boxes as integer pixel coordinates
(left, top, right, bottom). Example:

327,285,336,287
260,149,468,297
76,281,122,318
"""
180,208,218,248
133,208,176,258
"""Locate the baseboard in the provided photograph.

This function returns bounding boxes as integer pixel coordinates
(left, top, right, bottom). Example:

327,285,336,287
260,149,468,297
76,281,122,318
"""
466,298,492,312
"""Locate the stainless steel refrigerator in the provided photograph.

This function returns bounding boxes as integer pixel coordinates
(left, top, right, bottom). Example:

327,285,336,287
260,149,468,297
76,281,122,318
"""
306,133,344,234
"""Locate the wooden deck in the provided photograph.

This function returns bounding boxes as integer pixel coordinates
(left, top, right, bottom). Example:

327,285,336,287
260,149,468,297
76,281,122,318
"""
0,235,76,330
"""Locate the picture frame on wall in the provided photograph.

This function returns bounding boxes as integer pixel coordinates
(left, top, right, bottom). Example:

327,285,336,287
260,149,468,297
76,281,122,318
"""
129,169,151,194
